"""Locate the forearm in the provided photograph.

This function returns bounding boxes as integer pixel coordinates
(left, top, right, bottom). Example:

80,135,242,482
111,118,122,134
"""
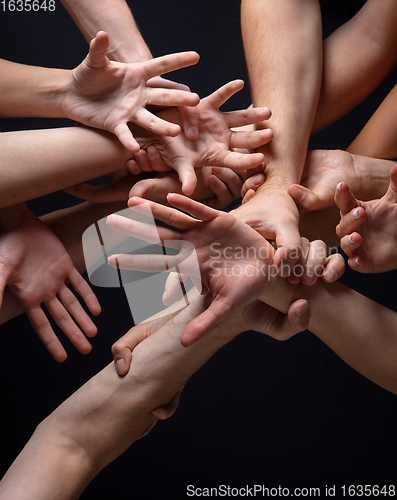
312,0,397,134
0,296,240,499
0,126,132,207
241,0,322,187
260,277,397,394
347,84,397,160
60,0,152,62
0,59,70,118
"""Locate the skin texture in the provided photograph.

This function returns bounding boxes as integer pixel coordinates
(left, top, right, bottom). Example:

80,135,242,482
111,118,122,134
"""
0,203,101,361
108,195,343,347
335,166,397,273
0,291,309,500
0,36,200,149
239,0,323,274
128,80,272,195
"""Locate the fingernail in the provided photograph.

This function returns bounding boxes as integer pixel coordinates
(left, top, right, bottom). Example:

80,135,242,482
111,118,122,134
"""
252,174,264,186
336,182,343,193
278,260,293,277
187,126,198,138
352,209,360,220
292,188,305,202
323,268,337,282
148,147,157,158
355,257,361,266
349,234,354,244
116,358,126,374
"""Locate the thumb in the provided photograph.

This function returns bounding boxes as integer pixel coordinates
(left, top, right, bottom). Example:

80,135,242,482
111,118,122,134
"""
180,299,231,347
288,184,334,211
86,31,110,68
172,159,198,196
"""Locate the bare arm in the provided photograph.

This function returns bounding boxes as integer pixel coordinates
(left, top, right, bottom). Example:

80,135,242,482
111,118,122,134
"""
260,274,397,395
0,126,131,207
347,84,397,160
0,296,241,499
60,0,152,62
238,0,322,272
313,0,397,134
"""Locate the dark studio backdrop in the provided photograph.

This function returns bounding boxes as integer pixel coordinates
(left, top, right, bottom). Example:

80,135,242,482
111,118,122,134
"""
1,1,397,499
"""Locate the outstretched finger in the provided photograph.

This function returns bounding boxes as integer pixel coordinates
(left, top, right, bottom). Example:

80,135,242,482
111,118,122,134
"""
225,107,272,128
26,306,68,362
146,76,190,92
68,267,101,316
166,193,220,221
57,284,98,338
108,252,187,273
108,211,170,238
222,150,265,171
204,80,244,109
113,122,141,153
143,51,200,81
230,129,273,150
127,196,198,229
133,107,181,137
45,297,92,355
147,88,200,108
86,31,109,69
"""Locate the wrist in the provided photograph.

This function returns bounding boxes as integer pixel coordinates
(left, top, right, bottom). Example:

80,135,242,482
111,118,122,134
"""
353,154,393,200
46,69,72,119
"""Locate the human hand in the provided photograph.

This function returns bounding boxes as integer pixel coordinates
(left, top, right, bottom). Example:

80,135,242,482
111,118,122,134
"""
63,31,200,152
288,237,345,286
107,194,276,346
112,312,184,424
0,205,101,361
235,185,302,277
287,150,362,211
130,163,243,209
131,80,272,195
335,166,397,273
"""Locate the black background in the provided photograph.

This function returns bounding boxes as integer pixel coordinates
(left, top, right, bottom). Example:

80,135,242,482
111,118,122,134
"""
1,1,397,499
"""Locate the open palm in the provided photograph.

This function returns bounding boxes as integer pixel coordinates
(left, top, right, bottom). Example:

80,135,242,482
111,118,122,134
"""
0,208,101,361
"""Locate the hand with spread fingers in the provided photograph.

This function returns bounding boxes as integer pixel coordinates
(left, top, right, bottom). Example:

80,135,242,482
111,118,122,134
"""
106,193,276,346
335,165,397,273
0,204,101,361
63,31,200,152
128,79,272,195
